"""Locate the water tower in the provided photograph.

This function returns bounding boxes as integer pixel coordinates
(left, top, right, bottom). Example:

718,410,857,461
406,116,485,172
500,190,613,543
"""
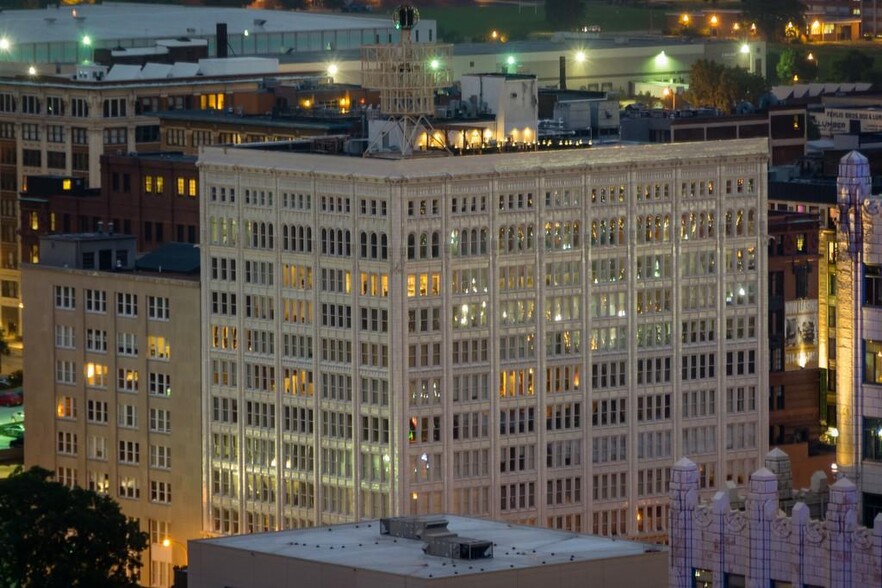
361,5,453,157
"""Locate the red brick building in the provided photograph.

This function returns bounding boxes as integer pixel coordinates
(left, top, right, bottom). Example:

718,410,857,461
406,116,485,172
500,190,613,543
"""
19,153,198,264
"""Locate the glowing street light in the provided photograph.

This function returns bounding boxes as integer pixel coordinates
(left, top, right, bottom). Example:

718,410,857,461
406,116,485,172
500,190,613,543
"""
81,35,92,46
654,50,669,69
430,58,440,70
0,38,10,52
327,63,338,76
740,43,750,55
506,55,516,66
27,66,36,76
574,50,586,64
663,86,676,110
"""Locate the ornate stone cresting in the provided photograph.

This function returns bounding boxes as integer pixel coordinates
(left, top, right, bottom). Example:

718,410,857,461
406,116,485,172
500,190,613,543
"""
668,457,699,588
668,450,882,587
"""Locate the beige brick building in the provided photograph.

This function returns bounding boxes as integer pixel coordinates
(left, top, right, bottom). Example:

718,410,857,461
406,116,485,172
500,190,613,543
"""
23,236,202,587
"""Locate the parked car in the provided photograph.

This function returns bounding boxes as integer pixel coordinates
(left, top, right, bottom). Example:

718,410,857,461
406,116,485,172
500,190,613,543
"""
0,423,24,438
0,375,10,387
0,391,21,406
9,436,23,449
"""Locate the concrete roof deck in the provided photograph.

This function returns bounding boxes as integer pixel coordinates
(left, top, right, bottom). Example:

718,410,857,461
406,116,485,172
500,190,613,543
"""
194,515,663,580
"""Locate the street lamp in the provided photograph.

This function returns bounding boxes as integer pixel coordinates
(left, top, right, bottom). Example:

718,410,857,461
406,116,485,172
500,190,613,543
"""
162,537,188,566
663,86,676,110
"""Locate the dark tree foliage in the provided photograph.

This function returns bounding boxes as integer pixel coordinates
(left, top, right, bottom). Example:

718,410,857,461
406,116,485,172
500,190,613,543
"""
684,59,769,113
0,467,148,588
741,0,807,40
832,49,875,83
546,0,585,31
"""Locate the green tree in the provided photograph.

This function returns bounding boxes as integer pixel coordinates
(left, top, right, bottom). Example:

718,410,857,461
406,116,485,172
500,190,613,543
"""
776,48,798,82
776,48,819,83
684,59,769,113
0,467,148,587
741,0,807,40
833,49,874,83
546,0,585,31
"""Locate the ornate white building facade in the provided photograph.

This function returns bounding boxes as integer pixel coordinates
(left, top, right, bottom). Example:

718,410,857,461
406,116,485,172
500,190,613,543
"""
669,453,882,588
199,138,769,540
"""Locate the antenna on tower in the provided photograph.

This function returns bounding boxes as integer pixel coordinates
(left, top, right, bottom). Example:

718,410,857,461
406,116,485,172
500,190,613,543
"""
361,4,453,158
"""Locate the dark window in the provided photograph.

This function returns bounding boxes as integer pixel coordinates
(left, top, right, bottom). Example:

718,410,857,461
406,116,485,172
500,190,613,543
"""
866,266,882,306
863,417,882,462
135,125,160,143
22,149,41,167
795,266,809,298
865,340,882,384
123,174,131,193
46,151,65,169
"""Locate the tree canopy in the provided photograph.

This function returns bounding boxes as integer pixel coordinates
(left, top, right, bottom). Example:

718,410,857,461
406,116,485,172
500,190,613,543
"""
832,49,875,83
546,0,585,31
741,0,807,40
775,48,819,84
0,467,148,588
684,59,769,113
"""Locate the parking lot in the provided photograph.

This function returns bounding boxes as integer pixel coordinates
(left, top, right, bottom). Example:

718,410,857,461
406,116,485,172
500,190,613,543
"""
0,399,24,451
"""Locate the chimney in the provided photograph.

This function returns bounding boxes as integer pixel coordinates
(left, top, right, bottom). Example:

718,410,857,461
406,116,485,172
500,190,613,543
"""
216,23,228,58
559,55,567,91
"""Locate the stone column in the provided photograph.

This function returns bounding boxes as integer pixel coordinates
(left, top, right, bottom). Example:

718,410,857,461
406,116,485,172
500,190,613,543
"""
746,467,778,588
826,477,858,588
669,457,700,588
764,448,793,505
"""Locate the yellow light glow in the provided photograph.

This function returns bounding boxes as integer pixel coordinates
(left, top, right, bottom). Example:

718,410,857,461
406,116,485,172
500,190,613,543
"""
574,50,586,63
327,63,338,76
740,43,750,55
27,66,36,76
411,492,418,500
491,30,498,40
680,14,689,25
710,15,718,26
811,20,821,33
732,23,740,32
162,538,171,548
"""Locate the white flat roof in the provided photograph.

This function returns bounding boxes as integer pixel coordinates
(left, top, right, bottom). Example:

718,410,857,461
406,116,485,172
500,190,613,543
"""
193,516,663,580
0,2,395,44
199,138,769,180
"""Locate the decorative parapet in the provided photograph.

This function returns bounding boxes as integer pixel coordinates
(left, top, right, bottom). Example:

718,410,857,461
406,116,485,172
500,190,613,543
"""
669,451,882,587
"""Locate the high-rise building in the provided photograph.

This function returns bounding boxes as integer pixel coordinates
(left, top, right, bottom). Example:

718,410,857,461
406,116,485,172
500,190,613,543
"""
835,150,882,525
22,236,202,587
200,137,769,541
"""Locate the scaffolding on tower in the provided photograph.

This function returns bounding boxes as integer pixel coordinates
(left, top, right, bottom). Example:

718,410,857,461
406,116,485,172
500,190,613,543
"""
361,5,453,157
